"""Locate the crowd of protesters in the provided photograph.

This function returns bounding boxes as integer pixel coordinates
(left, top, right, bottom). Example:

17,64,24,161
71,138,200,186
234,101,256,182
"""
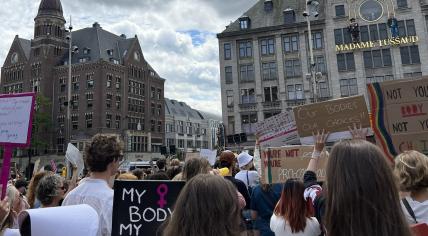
0,128,426,236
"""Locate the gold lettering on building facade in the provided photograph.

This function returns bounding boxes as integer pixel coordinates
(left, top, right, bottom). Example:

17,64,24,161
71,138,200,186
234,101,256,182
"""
335,36,419,52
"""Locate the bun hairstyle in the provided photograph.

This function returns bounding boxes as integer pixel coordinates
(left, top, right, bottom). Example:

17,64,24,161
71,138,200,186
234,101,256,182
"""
395,150,428,192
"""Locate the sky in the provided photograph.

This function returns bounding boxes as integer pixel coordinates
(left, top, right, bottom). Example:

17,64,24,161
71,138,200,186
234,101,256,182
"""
0,0,259,116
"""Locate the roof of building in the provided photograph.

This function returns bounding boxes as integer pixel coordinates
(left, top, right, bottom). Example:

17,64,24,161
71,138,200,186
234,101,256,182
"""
220,0,324,35
37,0,64,19
18,38,31,60
165,98,206,120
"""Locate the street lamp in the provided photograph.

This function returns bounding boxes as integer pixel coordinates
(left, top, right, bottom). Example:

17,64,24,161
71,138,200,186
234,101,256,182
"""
66,16,78,150
303,0,320,103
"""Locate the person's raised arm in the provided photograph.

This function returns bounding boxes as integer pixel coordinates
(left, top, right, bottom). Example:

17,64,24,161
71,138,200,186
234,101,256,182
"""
306,130,329,173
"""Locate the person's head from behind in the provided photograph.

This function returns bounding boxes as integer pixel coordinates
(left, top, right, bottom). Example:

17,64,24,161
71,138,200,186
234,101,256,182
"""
156,158,166,171
26,171,53,208
1,185,22,231
237,152,253,170
274,179,313,233
132,169,145,180
146,172,170,180
325,140,412,236
166,166,182,180
85,134,124,176
15,180,28,196
219,151,235,169
116,173,138,180
170,158,180,167
395,150,428,193
36,175,65,207
163,174,240,236
182,157,211,181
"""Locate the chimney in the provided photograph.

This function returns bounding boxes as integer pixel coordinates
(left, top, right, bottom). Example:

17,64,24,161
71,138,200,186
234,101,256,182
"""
120,34,127,39
92,22,101,28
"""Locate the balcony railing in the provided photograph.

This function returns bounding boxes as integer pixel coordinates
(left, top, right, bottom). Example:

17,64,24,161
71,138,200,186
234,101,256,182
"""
286,99,306,107
262,101,281,108
239,103,257,111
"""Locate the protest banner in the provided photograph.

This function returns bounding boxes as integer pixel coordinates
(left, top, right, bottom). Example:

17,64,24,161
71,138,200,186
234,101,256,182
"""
112,180,185,236
65,143,84,176
185,152,200,161
260,146,328,184
200,149,217,166
367,78,428,161
32,158,41,175
255,111,299,150
0,92,35,198
293,95,370,144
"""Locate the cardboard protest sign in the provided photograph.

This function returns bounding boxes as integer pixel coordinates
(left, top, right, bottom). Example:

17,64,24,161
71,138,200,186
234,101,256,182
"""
112,180,185,236
367,78,428,161
200,149,217,166
66,143,84,176
293,95,370,144
255,111,299,149
260,146,328,184
0,93,35,198
185,152,200,161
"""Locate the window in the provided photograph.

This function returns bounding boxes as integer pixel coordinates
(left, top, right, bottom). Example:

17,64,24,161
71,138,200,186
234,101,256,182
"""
106,93,113,109
115,77,121,89
400,45,420,65
130,136,148,152
116,95,121,110
238,40,252,58
241,113,258,134
86,93,93,108
240,64,254,82
187,140,193,148
360,26,369,42
239,17,250,29
318,82,329,98
86,74,94,89
178,121,184,134
336,53,355,71
314,56,326,73
151,87,155,98
107,49,114,56
241,88,256,104
178,139,184,148
71,94,79,110
378,23,388,40
115,115,121,129
366,75,394,84
151,103,155,115
283,34,299,53
284,59,301,77
157,89,162,100
334,29,343,45
224,43,231,60
71,114,78,130
264,111,281,119
85,113,93,128
312,31,323,49
397,0,407,8
225,66,233,84
404,72,422,79
262,62,277,80
72,76,79,91
151,120,155,132
59,77,66,93
405,20,416,36
264,86,278,102
369,24,379,41
83,48,90,55
226,90,234,107
187,122,193,135
398,21,406,37
283,9,296,24
158,121,162,132
157,104,162,116
260,38,275,55
264,0,273,11
287,84,304,100
363,49,392,68
335,5,345,17
106,74,112,88
340,78,358,97
106,113,112,128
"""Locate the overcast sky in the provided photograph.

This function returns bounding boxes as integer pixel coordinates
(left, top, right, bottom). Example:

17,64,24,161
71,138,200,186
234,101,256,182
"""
0,0,258,116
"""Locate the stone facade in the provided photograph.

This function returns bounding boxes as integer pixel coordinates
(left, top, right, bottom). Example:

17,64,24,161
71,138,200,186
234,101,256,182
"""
217,0,428,148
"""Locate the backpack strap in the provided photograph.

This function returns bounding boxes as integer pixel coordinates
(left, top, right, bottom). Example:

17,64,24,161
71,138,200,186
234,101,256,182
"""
402,198,418,224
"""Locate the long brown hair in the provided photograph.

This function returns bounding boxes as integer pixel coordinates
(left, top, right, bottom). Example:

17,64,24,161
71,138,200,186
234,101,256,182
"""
26,171,52,208
273,179,313,233
325,140,412,236
163,174,241,236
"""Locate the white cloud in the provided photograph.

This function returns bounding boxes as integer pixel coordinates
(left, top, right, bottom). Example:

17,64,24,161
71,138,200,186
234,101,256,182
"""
0,0,258,116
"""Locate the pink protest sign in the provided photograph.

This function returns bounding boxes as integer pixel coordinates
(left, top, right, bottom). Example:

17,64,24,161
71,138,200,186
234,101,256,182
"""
0,92,36,198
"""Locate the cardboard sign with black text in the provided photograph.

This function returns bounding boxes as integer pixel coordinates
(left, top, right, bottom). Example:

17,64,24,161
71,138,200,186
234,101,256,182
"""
112,180,185,236
293,95,370,144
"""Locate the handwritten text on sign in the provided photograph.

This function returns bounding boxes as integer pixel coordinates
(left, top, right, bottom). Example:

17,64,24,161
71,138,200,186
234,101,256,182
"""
261,146,328,184
255,111,299,149
293,95,370,144
112,180,185,236
0,96,33,145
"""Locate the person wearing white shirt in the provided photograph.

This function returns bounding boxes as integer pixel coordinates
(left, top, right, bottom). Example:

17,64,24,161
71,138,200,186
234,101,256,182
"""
235,152,259,189
62,134,124,236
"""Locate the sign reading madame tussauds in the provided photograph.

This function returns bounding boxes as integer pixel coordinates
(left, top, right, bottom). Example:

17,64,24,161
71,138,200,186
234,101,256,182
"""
335,36,419,52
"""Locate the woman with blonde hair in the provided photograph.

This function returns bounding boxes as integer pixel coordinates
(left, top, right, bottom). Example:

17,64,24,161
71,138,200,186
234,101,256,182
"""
0,185,24,235
395,150,428,224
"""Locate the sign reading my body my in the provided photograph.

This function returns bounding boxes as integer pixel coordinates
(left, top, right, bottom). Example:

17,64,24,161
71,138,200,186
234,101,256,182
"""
261,146,328,184
112,180,185,236
293,95,370,144
368,77,428,160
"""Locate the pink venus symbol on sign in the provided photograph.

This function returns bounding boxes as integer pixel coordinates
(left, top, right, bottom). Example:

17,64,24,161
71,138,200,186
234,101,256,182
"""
157,184,168,208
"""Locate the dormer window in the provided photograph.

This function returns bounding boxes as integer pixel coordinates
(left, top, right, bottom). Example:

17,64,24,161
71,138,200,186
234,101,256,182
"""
239,16,251,30
83,48,91,55
107,49,114,56
134,51,140,61
283,8,296,24
264,0,273,12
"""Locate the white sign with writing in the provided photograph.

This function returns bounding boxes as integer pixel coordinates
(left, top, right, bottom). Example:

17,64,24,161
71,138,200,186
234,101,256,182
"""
0,95,34,145
200,149,217,166
66,143,84,176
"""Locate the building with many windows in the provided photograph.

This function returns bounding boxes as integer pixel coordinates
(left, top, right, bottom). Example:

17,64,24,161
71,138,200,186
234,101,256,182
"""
218,0,427,147
1,0,165,165
164,98,222,154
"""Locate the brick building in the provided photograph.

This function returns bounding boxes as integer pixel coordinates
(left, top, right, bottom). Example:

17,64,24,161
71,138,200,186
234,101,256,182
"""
1,0,165,162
